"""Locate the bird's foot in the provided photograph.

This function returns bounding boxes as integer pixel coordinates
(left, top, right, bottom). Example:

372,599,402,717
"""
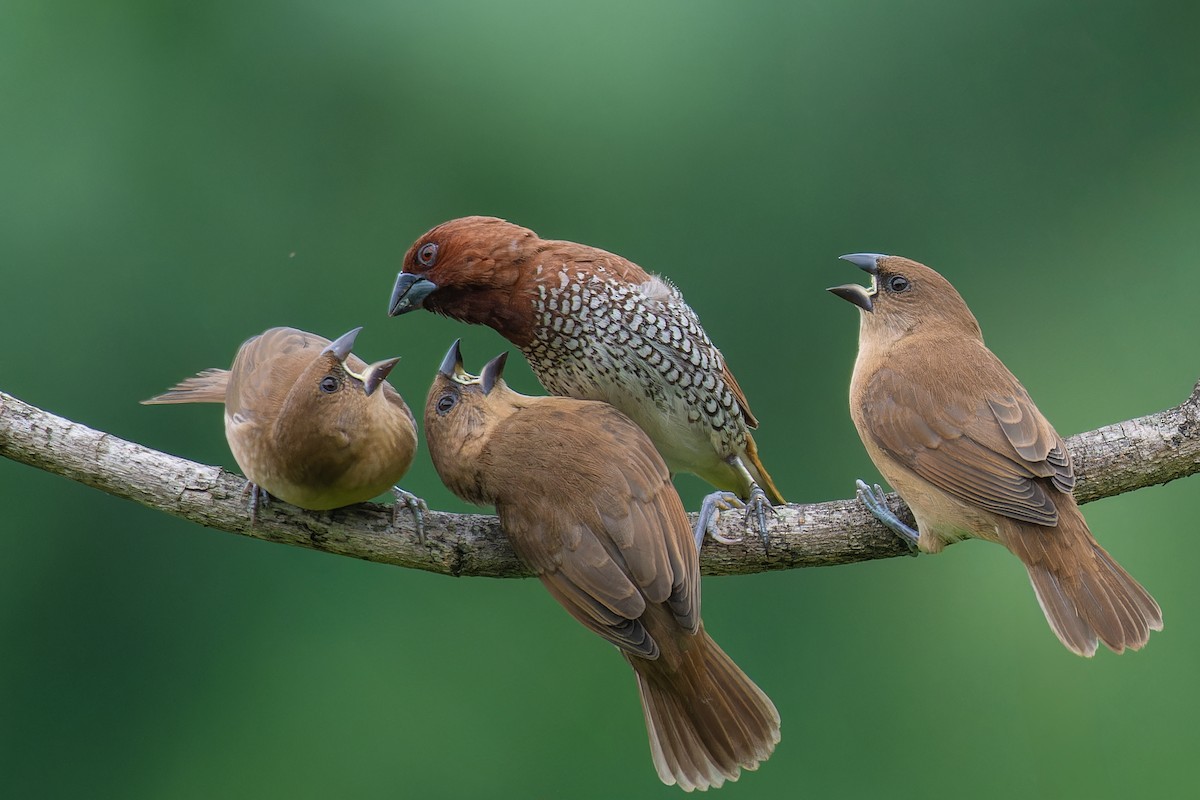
243,481,270,524
855,479,919,554
390,486,429,543
694,491,746,551
743,484,777,550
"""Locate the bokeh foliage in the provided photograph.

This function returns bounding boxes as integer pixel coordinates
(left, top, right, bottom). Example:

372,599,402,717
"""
2,2,1197,797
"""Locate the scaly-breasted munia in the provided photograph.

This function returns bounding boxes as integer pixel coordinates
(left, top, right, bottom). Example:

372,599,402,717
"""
830,254,1161,655
143,326,424,532
388,216,784,547
424,340,780,791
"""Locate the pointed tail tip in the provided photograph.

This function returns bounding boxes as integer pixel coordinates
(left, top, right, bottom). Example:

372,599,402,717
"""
137,369,231,405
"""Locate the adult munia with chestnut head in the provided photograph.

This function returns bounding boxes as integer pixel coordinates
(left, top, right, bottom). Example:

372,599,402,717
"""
389,216,784,547
423,340,780,791
830,254,1161,656
143,326,425,531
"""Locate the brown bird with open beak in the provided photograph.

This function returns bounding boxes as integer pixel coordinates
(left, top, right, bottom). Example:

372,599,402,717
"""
389,216,784,548
424,341,780,791
829,254,1161,656
143,326,425,532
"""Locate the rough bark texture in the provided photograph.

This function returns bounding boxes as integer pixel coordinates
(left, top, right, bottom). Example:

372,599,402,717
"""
3,381,1198,578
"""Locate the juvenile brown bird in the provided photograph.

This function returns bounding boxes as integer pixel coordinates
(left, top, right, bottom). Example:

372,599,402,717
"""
143,326,425,532
424,341,780,791
829,254,1162,656
388,216,784,547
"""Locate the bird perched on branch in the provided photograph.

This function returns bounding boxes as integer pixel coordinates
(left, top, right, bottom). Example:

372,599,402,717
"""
388,216,784,548
829,254,1162,656
424,340,780,791
143,326,425,533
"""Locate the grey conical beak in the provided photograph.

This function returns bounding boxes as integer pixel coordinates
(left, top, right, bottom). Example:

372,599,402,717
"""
362,356,401,396
839,253,888,275
438,339,463,377
480,352,508,394
322,327,363,362
389,272,438,316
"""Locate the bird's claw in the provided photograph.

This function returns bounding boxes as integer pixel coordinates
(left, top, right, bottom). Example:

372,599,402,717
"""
243,481,270,524
855,479,919,554
694,491,746,551
390,486,429,543
743,485,776,549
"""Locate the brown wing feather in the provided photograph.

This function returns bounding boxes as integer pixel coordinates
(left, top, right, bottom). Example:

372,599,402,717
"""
491,401,699,657
986,395,1074,493
863,342,1075,527
742,433,785,504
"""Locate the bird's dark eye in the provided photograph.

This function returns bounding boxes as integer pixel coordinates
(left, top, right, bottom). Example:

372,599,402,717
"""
417,242,439,268
435,392,457,415
886,274,911,293
319,375,342,394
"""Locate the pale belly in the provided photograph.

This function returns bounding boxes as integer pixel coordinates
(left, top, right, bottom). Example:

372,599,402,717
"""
882,463,1003,553
224,414,405,510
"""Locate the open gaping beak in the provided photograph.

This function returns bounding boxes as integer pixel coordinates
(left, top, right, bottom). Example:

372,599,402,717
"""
362,357,401,396
828,253,889,312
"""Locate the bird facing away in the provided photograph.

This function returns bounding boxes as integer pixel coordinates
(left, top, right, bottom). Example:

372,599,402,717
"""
143,326,425,532
388,216,784,547
829,254,1162,656
424,341,780,791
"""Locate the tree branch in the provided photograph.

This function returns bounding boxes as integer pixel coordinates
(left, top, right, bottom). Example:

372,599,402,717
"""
3,381,1199,578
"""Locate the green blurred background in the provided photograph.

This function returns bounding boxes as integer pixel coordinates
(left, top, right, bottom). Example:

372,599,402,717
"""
2,1,1197,797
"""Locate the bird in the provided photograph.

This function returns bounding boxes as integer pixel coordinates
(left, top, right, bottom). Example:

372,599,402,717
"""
387,215,785,549
142,326,425,533
424,340,780,791
829,253,1162,656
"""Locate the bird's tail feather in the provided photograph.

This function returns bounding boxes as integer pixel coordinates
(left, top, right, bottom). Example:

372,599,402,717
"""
1001,505,1162,656
743,434,785,505
630,627,779,791
140,369,230,405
